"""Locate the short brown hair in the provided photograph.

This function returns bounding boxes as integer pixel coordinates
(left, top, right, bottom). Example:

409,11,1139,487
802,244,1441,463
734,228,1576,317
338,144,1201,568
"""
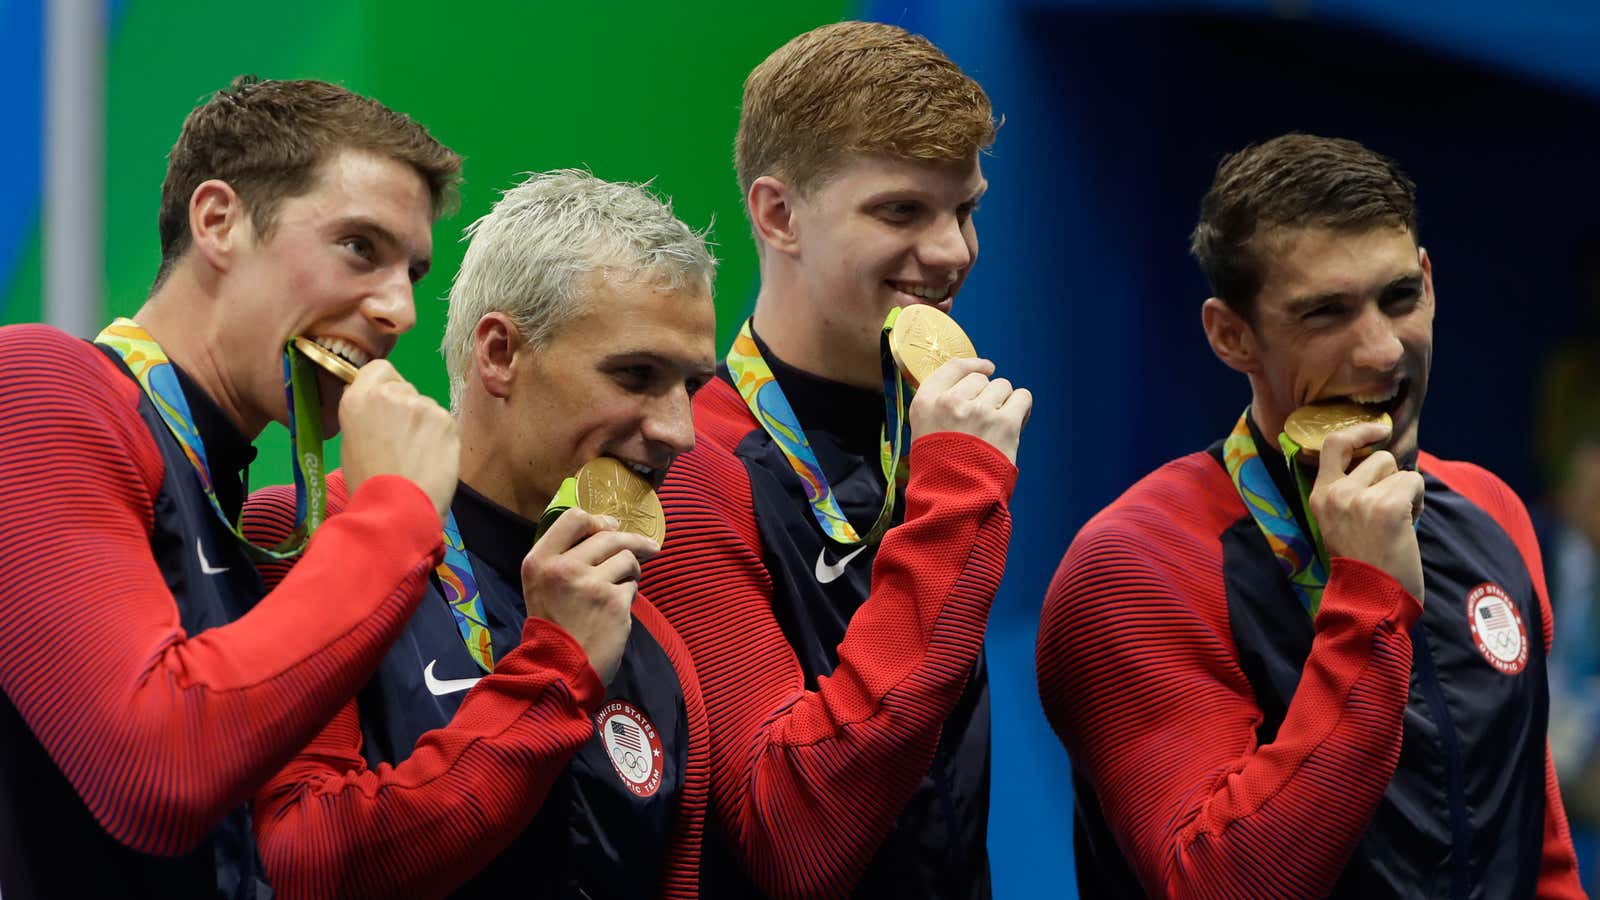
735,21,997,200
1190,134,1417,320
155,75,462,286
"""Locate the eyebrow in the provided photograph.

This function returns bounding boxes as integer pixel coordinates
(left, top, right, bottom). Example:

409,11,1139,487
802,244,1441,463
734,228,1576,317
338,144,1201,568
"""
336,216,431,279
602,349,716,376
1284,272,1423,317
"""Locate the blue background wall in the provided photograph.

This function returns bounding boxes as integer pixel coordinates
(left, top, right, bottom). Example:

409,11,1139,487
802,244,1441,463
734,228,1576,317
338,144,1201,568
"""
869,1,1600,895
0,0,44,325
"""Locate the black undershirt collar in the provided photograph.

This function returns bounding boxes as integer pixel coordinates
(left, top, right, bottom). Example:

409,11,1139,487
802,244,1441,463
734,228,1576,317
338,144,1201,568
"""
451,479,540,594
170,360,258,522
744,325,887,460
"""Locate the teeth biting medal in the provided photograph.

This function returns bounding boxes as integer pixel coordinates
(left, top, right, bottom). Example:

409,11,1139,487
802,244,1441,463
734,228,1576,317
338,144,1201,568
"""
1221,399,1398,619
1282,401,1393,465
537,457,667,546
292,336,360,384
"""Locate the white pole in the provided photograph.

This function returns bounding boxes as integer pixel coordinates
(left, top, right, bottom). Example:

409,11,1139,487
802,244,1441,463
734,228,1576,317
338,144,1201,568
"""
44,0,104,337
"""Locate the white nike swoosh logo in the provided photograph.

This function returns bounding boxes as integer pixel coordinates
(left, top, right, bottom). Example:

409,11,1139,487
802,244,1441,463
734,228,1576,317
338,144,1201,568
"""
815,545,869,584
197,538,228,575
423,659,481,696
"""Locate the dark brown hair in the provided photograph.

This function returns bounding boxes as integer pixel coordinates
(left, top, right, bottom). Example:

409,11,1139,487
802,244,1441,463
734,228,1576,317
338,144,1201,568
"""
1190,134,1417,320
155,75,462,286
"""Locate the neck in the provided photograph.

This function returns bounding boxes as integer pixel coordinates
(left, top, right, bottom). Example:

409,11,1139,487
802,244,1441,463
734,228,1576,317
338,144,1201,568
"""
750,284,880,391
457,401,552,522
1249,406,1286,447
1247,381,1288,447
136,272,265,438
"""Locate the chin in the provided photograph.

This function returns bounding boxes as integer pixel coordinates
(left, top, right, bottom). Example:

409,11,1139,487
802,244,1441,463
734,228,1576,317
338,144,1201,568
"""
1389,428,1421,470
314,373,348,437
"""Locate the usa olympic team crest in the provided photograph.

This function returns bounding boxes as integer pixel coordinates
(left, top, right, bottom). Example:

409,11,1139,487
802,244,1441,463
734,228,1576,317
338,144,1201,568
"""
596,700,663,797
1466,582,1528,675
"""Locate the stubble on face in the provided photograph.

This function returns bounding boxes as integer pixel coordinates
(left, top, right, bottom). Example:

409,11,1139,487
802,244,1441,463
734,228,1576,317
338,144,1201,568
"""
232,149,435,435
1244,225,1434,466
484,270,716,519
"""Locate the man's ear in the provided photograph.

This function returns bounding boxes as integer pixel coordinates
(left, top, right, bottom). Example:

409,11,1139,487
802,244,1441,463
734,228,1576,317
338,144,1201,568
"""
1419,245,1436,310
187,179,249,272
748,175,800,257
472,312,525,400
1201,297,1261,375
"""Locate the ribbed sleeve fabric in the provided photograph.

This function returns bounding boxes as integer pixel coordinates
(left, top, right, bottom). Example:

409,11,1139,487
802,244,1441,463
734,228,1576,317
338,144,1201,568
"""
0,324,443,855
640,380,1016,899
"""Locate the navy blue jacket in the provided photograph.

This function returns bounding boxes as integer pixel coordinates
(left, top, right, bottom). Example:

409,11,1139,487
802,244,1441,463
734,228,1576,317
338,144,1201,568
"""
1039,428,1584,899
244,474,710,899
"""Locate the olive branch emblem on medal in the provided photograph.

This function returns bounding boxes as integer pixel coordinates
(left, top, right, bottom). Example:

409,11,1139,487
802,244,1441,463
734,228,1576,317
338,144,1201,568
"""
574,457,667,546
888,304,977,388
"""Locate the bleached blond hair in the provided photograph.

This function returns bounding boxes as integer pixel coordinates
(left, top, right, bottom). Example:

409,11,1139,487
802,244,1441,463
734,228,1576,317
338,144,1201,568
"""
442,168,716,410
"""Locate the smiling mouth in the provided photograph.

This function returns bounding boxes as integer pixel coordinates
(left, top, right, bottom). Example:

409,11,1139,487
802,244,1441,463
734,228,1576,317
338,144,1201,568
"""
887,280,953,304
293,335,372,386
607,455,666,490
307,336,372,367
1320,378,1411,418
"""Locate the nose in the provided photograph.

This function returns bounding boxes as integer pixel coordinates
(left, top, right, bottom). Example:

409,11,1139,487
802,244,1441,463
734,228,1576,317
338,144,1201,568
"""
1349,303,1404,373
642,386,697,458
362,269,417,336
918,214,975,275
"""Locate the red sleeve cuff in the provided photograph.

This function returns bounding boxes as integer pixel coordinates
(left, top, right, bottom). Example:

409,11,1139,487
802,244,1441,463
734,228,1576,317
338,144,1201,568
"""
907,431,1019,498
1320,557,1424,632
338,474,445,564
516,615,607,713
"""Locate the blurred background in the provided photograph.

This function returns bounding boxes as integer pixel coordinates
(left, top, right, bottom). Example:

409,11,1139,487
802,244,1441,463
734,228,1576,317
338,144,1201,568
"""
8,0,1600,895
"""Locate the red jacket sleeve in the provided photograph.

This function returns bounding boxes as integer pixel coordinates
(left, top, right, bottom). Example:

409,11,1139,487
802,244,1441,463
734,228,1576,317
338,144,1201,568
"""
1421,454,1584,899
634,596,711,900
242,477,607,899
0,324,444,856
1036,456,1423,899
640,402,1016,900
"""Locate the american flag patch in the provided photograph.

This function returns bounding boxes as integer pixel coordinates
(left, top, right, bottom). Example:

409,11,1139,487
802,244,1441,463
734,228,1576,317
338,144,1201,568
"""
611,719,643,752
1467,582,1527,676
594,699,665,797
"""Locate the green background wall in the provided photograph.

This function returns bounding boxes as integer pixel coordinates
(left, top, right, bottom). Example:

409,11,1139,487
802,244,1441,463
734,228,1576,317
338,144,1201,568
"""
14,0,851,475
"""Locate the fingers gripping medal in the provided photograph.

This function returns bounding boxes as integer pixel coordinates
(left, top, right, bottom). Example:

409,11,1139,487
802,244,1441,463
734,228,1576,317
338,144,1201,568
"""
1275,401,1398,597
577,458,667,545
537,457,667,546
864,303,980,526
1281,402,1393,467
886,304,978,388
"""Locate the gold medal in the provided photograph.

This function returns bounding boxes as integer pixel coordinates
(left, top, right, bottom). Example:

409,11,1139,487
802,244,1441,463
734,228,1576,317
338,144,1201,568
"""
888,305,977,388
573,457,667,545
292,336,359,384
1283,402,1393,463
